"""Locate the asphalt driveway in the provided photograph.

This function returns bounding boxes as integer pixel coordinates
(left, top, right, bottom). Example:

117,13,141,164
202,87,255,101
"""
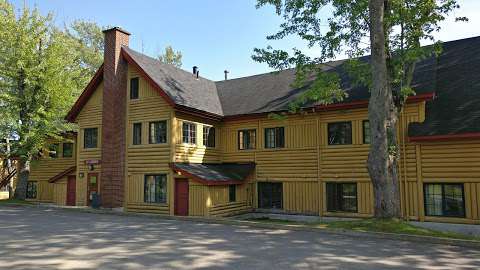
0,206,479,270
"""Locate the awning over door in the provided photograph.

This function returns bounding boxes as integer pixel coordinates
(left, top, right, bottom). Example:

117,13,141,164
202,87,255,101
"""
170,162,255,186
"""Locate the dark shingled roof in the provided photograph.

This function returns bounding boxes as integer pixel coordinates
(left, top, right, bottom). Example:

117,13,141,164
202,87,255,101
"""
408,36,480,137
123,37,480,137
171,163,255,185
122,46,223,115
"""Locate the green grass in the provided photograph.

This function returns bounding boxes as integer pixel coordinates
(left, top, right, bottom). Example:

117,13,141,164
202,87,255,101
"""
247,217,480,241
0,198,33,205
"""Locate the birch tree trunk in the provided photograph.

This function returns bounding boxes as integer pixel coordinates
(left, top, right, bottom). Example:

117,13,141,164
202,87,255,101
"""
367,0,401,218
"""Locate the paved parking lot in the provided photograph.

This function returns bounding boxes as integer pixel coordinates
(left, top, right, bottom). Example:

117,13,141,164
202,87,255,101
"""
0,206,479,269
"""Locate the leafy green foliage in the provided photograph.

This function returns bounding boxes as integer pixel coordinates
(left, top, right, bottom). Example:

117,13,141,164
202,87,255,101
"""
0,1,101,162
253,0,464,110
158,45,183,68
64,20,104,94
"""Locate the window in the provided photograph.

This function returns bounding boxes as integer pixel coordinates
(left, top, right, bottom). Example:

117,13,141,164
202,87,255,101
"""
49,143,59,158
130,77,139,99
363,120,371,144
144,174,167,203
133,123,142,145
229,185,236,202
62,143,73,158
84,128,98,149
149,121,167,144
26,181,38,199
238,129,256,150
328,122,352,145
203,126,215,148
258,182,283,209
424,183,465,218
182,122,197,144
326,182,358,212
265,127,285,149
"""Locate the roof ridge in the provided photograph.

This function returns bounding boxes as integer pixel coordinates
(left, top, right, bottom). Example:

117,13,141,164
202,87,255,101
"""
121,45,216,83
215,36,480,84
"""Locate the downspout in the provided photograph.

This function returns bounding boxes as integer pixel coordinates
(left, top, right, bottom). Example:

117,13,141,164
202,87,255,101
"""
402,108,409,221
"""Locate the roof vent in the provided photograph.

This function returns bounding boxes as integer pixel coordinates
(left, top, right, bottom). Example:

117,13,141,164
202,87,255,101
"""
193,66,199,79
224,70,229,80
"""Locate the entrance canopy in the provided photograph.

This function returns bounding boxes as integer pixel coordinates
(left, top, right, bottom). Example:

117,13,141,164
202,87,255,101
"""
170,162,255,185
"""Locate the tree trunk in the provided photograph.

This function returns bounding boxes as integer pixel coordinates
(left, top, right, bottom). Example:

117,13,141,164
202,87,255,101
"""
13,159,30,200
367,0,401,218
5,138,14,198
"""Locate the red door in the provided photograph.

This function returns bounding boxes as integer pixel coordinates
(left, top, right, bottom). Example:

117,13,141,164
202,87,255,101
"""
66,175,76,206
175,179,189,216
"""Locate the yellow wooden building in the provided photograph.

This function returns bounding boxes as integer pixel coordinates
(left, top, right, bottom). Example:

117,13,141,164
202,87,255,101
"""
25,27,480,224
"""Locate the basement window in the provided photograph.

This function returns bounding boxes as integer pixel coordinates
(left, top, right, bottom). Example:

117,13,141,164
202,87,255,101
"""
238,129,256,150
363,120,371,144
144,174,167,204
328,122,352,145
265,127,285,149
203,126,215,148
149,121,167,144
182,122,197,144
130,77,139,99
133,123,142,145
326,182,358,212
62,143,73,158
229,185,236,202
26,181,38,199
84,128,98,149
424,183,465,218
258,182,283,209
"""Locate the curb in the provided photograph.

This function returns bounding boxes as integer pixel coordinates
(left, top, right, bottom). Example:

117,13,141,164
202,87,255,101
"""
4,203,480,249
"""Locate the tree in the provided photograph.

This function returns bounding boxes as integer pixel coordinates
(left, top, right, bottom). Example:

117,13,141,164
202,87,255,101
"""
64,20,104,95
254,0,465,218
0,1,83,199
158,45,182,68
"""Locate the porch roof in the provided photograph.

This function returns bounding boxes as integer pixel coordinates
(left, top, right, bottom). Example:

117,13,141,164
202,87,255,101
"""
169,162,255,186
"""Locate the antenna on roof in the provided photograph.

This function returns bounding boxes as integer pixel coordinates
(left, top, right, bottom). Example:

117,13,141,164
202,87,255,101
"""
224,70,229,80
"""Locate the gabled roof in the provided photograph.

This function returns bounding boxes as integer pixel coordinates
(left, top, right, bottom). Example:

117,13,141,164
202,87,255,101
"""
66,36,480,139
66,64,104,122
122,46,224,116
170,162,255,185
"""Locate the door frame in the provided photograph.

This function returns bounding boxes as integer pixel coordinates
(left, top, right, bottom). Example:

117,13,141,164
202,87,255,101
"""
86,173,99,206
66,175,76,206
174,178,189,216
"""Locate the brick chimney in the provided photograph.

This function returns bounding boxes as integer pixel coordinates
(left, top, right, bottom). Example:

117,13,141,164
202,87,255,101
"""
101,27,130,208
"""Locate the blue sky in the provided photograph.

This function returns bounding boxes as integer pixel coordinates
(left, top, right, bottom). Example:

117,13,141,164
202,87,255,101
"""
11,0,480,81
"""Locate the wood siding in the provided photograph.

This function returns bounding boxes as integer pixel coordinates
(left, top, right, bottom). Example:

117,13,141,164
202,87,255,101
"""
417,141,480,223
174,114,221,164
216,102,479,224
76,82,103,206
52,178,67,206
124,66,174,214
188,180,253,217
28,139,76,203
49,59,478,224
